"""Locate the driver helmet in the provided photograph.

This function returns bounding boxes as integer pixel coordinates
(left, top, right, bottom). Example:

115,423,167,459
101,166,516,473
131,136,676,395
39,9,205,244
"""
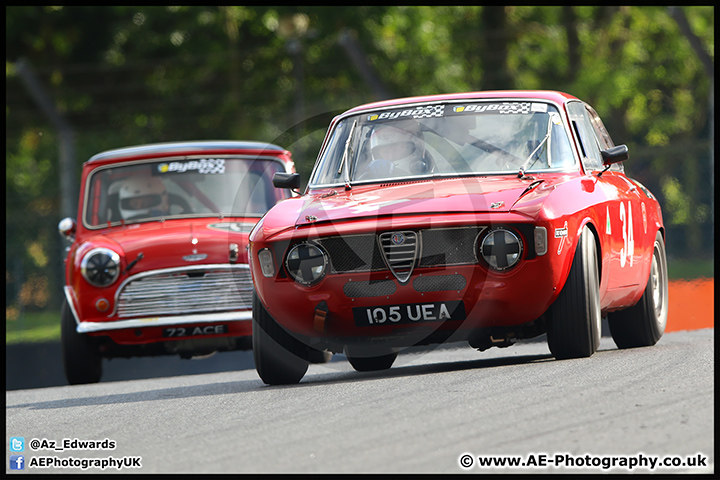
369,123,428,175
118,176,169,220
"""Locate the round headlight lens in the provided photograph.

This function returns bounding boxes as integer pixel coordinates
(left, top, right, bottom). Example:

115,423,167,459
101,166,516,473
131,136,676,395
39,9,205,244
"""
479,228,523,271
285,243,328,285
81,248,121,287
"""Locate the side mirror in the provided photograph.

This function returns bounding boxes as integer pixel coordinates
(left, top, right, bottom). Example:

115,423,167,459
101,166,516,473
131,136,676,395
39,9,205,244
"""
601,144,629,166
273,172,300,190
58,217,76,237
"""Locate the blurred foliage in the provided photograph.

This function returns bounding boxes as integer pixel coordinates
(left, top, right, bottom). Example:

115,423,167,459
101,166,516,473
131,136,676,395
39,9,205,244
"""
5,6,714,317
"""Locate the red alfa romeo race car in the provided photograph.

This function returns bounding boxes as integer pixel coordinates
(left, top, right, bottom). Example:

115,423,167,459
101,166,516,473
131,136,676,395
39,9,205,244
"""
59,141,295,384
249,91,668,385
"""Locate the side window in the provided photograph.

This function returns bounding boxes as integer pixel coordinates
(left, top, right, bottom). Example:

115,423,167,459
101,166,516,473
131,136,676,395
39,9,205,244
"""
567,102,603,171
310,119,352,186
586,104,624,172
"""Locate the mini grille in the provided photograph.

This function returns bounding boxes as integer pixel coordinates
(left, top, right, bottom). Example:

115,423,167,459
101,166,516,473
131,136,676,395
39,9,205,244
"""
115,266,253,318
379,231,418,283
343,279,397,298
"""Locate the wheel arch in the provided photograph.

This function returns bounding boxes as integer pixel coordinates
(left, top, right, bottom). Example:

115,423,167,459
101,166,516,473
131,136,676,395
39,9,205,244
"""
581,220,603,287
63,286,81,326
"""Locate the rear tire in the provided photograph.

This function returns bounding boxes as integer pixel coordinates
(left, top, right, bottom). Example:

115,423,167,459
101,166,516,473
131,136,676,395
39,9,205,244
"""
608,231,668,348
546,225,602,359
61,299,102,385
252,294,308,385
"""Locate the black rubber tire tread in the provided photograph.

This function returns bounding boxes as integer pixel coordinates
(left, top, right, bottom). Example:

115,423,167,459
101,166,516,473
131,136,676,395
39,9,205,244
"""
608,231,668,349
252,294,309,385
546,226,601,359
61,299,102,385
346,352,398,372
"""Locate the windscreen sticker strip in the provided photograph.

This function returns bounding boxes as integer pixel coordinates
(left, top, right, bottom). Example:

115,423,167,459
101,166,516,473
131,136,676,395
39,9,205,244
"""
155,158,226,175
366,102,545,122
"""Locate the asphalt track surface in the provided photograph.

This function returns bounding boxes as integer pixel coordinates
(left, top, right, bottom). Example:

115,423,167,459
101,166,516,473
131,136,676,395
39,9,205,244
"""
5,328,714,474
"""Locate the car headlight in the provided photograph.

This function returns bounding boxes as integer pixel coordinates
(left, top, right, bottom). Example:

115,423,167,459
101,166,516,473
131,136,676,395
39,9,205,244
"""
258,248,275,278
81,248,121,287
479,227,523,271
285,242,328,285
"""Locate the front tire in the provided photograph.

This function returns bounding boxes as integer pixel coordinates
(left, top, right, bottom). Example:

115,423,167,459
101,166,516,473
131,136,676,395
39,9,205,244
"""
546,225,602,359
61,299,102,385
608,231,668,348
252,294,308,385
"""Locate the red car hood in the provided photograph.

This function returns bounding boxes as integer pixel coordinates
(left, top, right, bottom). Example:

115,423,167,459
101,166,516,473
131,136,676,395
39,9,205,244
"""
88,219,258,268
295,176,543,226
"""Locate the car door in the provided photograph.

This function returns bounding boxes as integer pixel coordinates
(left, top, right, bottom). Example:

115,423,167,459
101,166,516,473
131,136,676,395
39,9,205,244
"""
567,101,644,293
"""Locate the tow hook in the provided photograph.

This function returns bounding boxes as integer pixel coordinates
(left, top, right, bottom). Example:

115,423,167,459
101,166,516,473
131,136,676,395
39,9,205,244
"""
314,301,329,333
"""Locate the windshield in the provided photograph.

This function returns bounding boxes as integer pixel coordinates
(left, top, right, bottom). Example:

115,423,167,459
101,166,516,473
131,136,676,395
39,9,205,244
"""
84,156,290,227
309,101,576,187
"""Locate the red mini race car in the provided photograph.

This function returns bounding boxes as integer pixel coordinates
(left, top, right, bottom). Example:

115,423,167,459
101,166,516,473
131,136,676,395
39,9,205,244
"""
249,91,668,385
59,141,295,384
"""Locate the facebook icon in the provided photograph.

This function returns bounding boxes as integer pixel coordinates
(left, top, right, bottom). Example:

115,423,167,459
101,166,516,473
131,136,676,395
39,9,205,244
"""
10,455,25,470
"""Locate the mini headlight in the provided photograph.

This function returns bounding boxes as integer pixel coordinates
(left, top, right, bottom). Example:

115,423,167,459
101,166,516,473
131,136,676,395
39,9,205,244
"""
479,228,523,271
285,243,328,285
81,248,121,287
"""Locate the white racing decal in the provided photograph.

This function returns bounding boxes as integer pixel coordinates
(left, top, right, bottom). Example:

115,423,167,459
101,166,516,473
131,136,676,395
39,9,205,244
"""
556,221,568,255
367,105,445,121
452,102,532,115
619,201,635,267
606,205,612,235
157,158,225,175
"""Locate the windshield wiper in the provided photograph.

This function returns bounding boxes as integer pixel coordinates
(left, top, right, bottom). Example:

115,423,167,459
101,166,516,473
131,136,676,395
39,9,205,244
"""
338,119,358,190
518,113,556,179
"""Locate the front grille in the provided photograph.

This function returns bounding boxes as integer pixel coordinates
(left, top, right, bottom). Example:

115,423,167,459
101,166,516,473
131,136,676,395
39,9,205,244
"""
317,235,385,273
413,274,467,292
419,227,485,266
314,226,486,276
379,231,419,283
343,279,397,298
115,265,253,318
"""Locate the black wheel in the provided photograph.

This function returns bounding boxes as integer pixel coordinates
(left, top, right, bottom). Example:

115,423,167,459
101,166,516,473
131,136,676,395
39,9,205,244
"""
608,231,668,348
345,345,398,372
252,294,308,385
546,225,602,359
61,299,102,385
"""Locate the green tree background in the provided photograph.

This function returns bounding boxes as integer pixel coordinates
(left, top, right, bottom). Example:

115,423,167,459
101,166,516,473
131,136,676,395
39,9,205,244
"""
5,6,714,324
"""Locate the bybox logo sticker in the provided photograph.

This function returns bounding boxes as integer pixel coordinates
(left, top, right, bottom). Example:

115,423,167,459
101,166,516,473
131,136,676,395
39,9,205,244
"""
10,437,24,452
10,455,25,470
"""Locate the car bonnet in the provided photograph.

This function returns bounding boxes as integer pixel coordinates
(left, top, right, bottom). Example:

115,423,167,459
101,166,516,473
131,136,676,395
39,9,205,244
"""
295,176,538,226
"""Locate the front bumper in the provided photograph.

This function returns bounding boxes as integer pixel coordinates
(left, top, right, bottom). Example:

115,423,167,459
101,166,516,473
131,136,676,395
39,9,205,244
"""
251,217,573,348
75,310,252,334
64,262,255,344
